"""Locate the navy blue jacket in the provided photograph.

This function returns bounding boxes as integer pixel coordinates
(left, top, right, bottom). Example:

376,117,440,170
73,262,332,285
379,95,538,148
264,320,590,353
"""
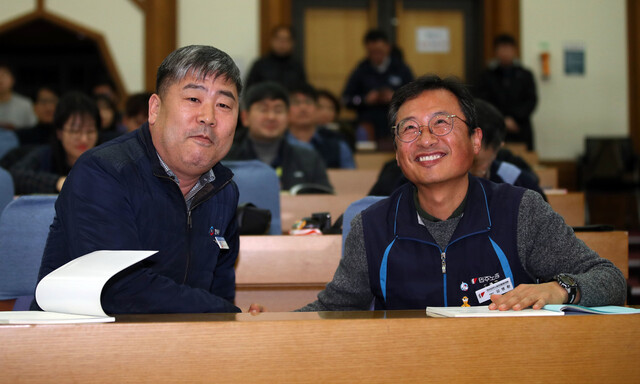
362,176,534,310
34,124,241,314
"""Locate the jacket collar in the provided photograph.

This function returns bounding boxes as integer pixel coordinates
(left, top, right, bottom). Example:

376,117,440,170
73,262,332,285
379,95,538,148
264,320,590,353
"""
137,122,234,190
394,175,492,243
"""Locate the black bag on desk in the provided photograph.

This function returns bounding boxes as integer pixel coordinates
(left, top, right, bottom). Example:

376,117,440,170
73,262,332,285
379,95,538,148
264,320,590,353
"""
236,203,271,235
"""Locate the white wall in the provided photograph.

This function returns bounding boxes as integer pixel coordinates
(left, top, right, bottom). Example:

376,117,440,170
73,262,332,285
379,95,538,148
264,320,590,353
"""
178,0,259,82
0,0,260,94
520,0,628,160
46,0,144,93
0,0,36,24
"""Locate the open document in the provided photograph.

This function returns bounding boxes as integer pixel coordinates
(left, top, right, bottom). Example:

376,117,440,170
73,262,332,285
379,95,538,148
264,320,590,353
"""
0,250,156,324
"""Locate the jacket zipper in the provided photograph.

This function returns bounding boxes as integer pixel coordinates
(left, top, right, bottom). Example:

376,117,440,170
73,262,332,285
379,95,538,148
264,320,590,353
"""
181,178,233,284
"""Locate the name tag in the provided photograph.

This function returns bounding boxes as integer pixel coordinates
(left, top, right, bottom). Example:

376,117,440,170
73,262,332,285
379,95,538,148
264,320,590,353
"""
214,236,229,250
475,277,513,303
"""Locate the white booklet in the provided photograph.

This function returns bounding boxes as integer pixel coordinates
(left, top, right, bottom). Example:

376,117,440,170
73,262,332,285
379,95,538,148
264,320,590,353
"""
426,304,640,317
426,305,564,318
0,250,157,324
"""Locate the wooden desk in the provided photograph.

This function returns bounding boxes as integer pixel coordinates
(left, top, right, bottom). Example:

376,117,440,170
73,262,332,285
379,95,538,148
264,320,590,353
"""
354,152,394,170
235,235,341,311
547,191,586,227
575,231,628,278
327,169,379,195
535,166,559,189
280,193,362,232
1,311,639,383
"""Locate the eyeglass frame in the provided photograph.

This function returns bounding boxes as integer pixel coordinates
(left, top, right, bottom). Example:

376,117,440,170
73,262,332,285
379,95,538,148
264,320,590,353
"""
391,114,469,143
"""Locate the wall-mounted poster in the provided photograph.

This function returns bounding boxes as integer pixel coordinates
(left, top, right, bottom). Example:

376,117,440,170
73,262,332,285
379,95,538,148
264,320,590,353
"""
564,42,585,75
416,27,450,53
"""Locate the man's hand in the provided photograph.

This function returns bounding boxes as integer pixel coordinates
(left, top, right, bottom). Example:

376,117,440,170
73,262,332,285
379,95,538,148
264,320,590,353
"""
505,117,519,133
364,90,381,105
248,303,266,315
488,282,569,311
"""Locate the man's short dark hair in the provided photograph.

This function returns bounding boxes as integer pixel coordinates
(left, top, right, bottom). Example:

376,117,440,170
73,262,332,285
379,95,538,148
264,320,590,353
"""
288,82,318,101
388,75,478,136
125,92,152,118
493,33,517,48
271,25,295,40
0,61,14,76
242,81,289,110
156,45,242,98
475,98,506,150
54,91,101,131
317,89,341,115
364,29,389,44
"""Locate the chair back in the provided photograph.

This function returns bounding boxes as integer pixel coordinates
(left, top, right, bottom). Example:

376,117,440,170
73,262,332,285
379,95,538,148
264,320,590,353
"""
342,196,385,253
0,166,14,214
0,128,19,160
0,195,57,309
224,160,282,235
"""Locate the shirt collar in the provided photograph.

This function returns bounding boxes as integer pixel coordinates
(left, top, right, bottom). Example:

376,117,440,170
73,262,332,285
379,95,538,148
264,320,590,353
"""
156,152,215,208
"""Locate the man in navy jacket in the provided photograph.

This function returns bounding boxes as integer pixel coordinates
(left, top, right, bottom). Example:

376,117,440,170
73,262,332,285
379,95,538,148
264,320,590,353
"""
299,75,625,311
33,45,250,314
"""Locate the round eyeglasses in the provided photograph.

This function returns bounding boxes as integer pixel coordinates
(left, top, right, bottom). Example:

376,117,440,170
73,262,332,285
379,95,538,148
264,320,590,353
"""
392,114,468,143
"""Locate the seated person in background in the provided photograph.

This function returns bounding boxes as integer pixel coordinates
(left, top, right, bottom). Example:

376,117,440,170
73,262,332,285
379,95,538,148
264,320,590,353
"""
316,89,356,151
287,83,355,169
0,62,37,130
95,94,126,143
299,75,625,311
122,92,152,132
33,45,252,314
471,98,546,200
9,91,99,194
225,81,333,192
16,86,59,146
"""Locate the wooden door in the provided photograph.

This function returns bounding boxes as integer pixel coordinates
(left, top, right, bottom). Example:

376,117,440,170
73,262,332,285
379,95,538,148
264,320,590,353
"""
396,4,466,80
303,8,370,100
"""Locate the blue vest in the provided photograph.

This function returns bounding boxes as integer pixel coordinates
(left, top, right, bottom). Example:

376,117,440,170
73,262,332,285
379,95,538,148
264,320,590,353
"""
361,176,534,310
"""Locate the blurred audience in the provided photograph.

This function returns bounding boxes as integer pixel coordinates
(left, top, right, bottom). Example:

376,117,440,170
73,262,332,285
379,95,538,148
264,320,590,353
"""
16,86,59,146
0,63,37,130
471,98,546,200
225,82,332,191
122,92,152,132
476,34,537,150
287,83,354,169
95,94,126,143
245,25,307,90
9,91,99,194
342,29,413,142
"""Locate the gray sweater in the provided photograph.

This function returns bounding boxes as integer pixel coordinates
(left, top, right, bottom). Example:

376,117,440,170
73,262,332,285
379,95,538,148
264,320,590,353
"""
298,190,626,311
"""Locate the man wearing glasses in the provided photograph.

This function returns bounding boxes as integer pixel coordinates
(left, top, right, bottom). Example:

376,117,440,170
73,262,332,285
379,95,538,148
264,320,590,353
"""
299,75,625,311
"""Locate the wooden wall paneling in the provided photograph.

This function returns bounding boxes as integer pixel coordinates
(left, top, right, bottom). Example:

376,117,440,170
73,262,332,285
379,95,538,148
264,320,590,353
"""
259,0,292,56
304,7,369,97
144,0,177,92
483,0,520,64
628,0,640,154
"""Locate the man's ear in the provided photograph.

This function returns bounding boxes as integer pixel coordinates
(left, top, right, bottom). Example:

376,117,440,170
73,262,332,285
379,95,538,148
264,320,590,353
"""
472,127,483,155
148,94,161,126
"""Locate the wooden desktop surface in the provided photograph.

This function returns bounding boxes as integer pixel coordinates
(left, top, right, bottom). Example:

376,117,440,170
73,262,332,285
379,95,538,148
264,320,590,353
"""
1,311,639,383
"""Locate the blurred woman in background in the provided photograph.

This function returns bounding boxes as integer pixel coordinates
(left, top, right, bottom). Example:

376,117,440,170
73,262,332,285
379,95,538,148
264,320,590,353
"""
9,91,99,194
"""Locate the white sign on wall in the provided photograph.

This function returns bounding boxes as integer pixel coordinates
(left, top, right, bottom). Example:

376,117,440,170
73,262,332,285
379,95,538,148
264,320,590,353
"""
416,27,450,53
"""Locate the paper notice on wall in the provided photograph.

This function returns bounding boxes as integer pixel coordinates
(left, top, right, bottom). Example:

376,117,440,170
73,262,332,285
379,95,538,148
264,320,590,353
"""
564,42,585,75
416,27,450,53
